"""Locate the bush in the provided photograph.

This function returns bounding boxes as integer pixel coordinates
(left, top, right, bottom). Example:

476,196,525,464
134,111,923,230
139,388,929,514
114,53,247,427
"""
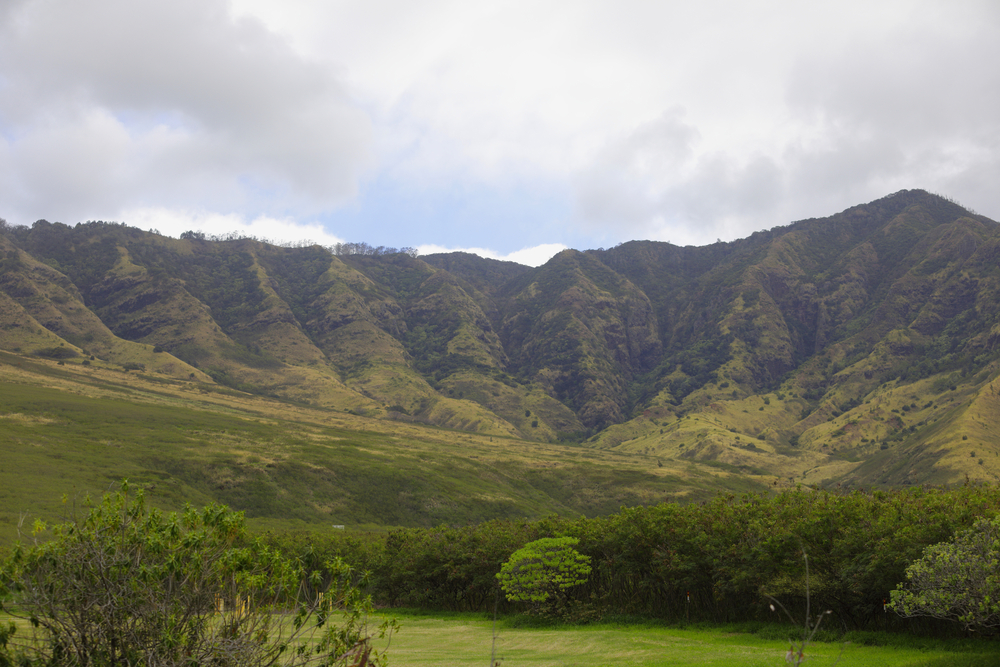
498,537,591,618
890,515,1000,630
31,346,78,360
0,482,397,667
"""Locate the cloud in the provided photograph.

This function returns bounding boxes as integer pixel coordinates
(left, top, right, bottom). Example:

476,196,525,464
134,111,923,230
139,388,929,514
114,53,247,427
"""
0,0,372,225
126,208,565,267
573,111,700,233
565,0,1000,245
416,242,567,267
123,207,345,247
573,112,787,244
3,108,132,217
780,4,1000,219
4,0,1000,257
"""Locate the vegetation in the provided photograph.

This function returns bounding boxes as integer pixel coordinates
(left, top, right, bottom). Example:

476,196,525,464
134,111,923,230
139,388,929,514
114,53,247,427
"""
497,537,592,617
0,483,396,667
4,481,1000,664
3,349,1000,639
4,189,1000,485
6,190,1000,663
329,241,417,258
0,352,755,548
764,551,836,666
891,516,1000,631
265,485,1000,636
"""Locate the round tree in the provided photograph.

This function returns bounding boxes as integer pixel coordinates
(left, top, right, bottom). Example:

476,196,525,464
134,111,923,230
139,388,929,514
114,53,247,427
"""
497,537,591,616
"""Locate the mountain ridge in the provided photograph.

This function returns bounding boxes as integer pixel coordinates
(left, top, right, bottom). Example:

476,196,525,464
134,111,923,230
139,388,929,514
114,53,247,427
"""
2,188,1000,493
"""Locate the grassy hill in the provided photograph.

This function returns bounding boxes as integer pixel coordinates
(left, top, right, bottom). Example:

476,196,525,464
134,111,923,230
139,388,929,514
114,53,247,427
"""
0,350,767,546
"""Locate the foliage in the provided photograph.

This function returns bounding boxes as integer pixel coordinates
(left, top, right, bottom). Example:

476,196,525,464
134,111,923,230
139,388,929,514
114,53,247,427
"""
279,485,1000,636
0,483,397,667
890,516,1000,630
329,241,417,258
30,346,79,360
5,191,1000,458
178,250,270,331
497,537,592,617
370,521,544,611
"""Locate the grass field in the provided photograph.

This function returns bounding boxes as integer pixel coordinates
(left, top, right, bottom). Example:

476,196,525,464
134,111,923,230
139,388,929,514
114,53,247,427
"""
376,613,1000,667
0,350,768,546
5,608,998,667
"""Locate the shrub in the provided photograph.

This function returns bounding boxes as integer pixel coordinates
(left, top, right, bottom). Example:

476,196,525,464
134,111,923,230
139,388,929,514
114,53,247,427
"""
0,482,397,667
31,346,78,360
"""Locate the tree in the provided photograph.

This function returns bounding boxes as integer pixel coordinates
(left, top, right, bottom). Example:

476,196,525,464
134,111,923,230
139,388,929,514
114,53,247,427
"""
890,515,1000,630
497,537,591,616
0,482,397,667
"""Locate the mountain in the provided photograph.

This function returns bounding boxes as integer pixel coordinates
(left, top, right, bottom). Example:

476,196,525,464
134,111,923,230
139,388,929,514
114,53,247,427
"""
2,189,1000,502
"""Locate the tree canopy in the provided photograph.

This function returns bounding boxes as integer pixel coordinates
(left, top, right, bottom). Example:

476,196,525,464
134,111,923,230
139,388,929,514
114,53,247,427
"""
497,536,591,616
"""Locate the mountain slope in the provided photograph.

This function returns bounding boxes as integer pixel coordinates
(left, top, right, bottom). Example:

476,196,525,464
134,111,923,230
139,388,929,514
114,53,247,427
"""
2,189,1000,492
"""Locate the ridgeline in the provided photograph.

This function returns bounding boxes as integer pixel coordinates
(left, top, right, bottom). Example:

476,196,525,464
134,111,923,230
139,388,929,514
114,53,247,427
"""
2,189,1000,538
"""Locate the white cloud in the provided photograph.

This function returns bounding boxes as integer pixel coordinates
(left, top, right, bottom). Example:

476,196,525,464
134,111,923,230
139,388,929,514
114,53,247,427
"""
124,207,345,247
416,242,567,267
0,0,372,225
562,0,1000,244
4,108,132,217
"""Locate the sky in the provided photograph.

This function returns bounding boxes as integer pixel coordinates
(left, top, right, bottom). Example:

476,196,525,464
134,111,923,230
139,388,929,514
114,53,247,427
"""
1,1,998,267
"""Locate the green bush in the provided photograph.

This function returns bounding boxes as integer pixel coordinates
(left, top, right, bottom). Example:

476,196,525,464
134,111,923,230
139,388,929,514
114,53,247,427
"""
0,482,397,667
31,346,78,360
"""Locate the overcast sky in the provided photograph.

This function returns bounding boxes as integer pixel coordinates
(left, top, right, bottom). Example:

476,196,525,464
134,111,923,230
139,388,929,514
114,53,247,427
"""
1,0,998,266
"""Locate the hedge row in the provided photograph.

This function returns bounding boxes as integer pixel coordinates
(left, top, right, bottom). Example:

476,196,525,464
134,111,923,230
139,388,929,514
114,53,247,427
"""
265,485,1000,631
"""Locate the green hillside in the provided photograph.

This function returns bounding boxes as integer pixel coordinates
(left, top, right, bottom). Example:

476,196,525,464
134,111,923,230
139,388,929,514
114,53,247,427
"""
0,350,761,546
2,189,1000,536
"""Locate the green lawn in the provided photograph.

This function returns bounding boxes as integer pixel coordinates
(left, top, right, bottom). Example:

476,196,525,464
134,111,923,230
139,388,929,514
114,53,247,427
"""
5,609,998,666
376,614,1000,667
